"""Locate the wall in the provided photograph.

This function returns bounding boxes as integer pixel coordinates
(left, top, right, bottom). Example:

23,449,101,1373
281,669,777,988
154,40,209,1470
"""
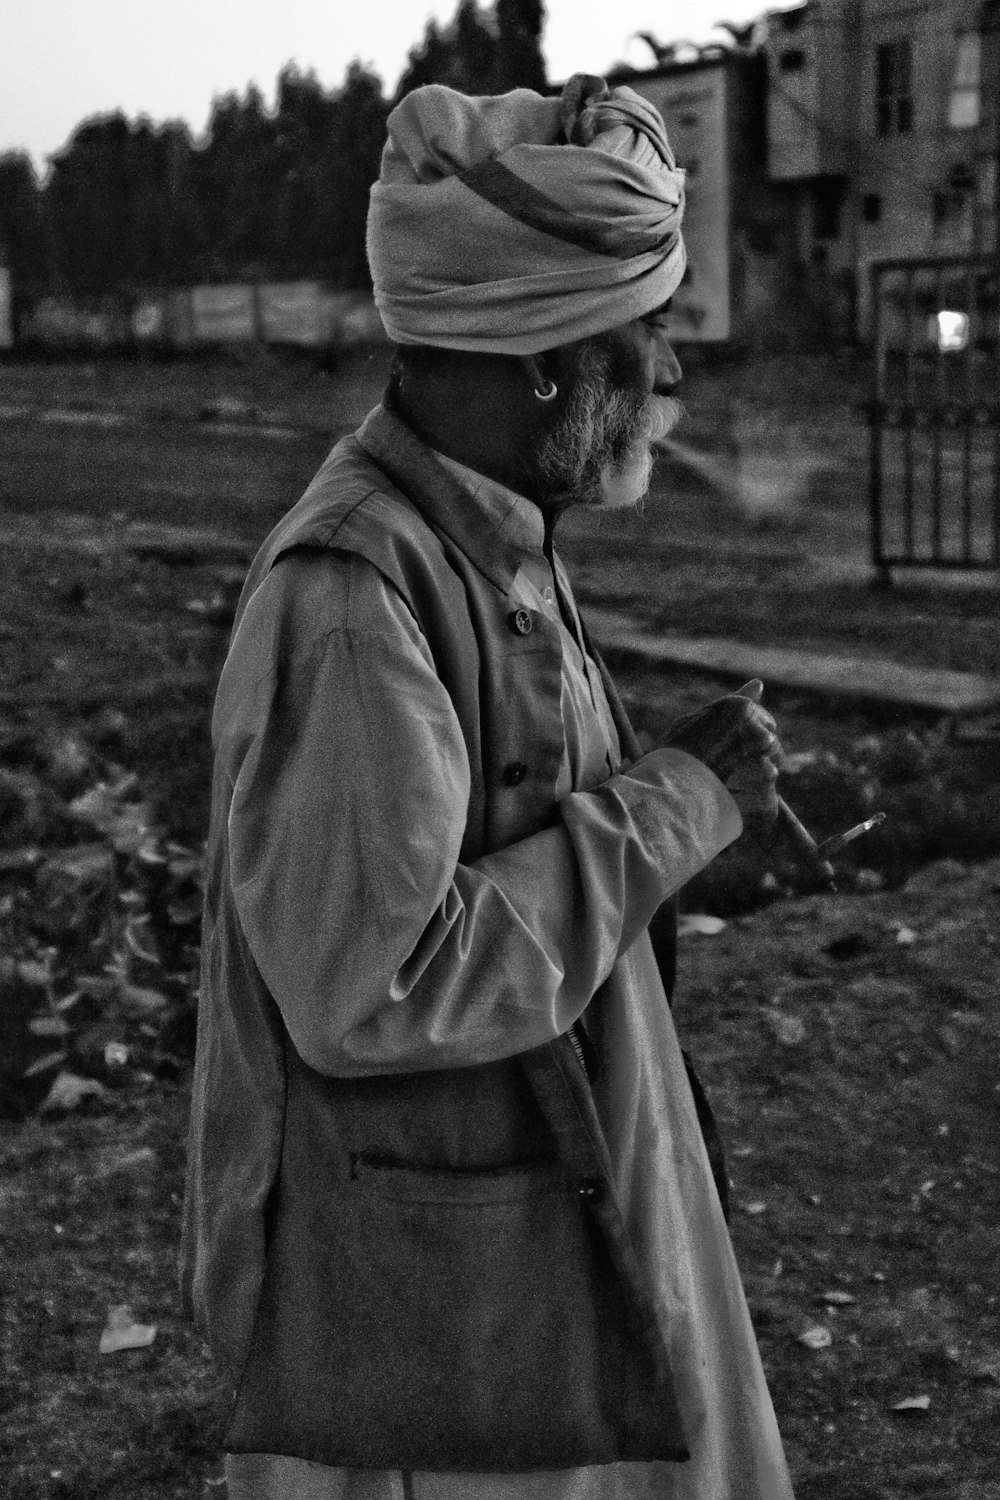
15,283,387,353
619,54,805,347
630,61,733,341
0,267,12,349
764,0,1000,339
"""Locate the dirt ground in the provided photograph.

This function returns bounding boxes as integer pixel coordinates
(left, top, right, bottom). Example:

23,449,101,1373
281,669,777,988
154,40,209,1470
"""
1,349,998,1499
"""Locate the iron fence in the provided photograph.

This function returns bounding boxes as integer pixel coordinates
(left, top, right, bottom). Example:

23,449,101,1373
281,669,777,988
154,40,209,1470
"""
866,255,1000,580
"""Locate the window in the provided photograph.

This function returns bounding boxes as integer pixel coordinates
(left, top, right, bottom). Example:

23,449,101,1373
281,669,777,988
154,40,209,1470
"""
862,193,882,223
948,33,981,129
876,39,914,135
779,48,807,71
813,178,845,239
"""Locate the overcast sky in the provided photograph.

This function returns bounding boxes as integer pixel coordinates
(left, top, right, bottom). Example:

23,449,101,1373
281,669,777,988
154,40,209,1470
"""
0,0,791,171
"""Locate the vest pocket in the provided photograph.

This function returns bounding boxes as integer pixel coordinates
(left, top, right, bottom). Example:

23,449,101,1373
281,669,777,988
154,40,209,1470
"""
226,1156,631,1470
348,1154,560,1202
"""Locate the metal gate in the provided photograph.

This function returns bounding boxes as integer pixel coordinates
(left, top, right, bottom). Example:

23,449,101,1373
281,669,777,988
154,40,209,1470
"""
867,255,1000,581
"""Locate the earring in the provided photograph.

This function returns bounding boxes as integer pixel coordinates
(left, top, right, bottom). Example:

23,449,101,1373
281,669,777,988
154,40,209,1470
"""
520,354,558,403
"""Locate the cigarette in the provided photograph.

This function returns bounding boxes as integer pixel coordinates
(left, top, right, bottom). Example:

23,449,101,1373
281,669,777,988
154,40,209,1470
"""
819,812,887,857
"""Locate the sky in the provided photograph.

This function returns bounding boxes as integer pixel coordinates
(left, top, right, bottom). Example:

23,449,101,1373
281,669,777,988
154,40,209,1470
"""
0,0,790,173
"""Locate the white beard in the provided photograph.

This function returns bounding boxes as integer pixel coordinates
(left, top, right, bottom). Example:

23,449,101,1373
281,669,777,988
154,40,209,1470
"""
535,346,683,512
595,441,655,510
592,395,681,509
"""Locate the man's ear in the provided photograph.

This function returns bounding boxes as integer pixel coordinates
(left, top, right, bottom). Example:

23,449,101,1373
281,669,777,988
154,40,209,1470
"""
519,354,558,403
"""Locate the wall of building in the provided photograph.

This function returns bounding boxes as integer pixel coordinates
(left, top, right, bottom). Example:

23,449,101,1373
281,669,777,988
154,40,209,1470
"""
764,0,1000,338
626,60,735,341
622,55,810,348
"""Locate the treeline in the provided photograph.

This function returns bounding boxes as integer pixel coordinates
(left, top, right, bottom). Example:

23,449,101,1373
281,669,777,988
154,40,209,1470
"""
0,0,545,322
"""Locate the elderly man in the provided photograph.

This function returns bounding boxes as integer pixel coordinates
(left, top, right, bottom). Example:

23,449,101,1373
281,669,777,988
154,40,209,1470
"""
181,75,796,1499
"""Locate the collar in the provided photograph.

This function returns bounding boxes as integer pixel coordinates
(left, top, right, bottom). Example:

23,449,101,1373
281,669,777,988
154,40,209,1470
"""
354,403,546,594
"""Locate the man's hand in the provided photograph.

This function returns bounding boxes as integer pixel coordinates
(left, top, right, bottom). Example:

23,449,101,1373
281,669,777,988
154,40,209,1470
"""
663,679,782,832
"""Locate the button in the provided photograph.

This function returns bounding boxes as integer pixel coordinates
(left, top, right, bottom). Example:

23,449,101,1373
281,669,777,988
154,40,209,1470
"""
509,608,533,635
502,761,528,787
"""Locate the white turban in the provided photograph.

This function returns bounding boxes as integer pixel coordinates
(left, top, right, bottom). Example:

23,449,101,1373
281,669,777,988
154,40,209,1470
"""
366,73,686,355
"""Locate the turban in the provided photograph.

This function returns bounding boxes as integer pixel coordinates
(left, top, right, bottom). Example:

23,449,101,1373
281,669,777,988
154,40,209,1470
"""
367,73,686,355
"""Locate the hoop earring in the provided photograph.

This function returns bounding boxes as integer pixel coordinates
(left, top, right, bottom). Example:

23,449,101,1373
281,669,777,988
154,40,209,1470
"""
533,377,558,402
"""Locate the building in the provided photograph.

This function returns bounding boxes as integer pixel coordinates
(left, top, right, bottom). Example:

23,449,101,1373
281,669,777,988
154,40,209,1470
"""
763,0,1000,335
612,51,804,347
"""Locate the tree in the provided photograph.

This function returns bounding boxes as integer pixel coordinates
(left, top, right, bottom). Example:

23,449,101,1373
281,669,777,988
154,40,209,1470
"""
396,0,547,101
322,62,390,286
0,152,49,313
45,114,198,295
395,19,456,99
496,0,546,92
186,65,388,285
454,0,498,89
189,85,280,280
257,65,337,278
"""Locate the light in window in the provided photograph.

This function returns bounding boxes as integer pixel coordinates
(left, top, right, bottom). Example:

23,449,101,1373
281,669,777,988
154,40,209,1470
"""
931,310,969,351
948,33,981,129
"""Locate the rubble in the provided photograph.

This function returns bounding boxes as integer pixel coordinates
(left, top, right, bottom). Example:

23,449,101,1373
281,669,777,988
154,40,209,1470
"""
0,735,203,1118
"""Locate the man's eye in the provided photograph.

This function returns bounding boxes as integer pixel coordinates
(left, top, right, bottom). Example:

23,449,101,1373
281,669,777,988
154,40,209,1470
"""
643,301,672,332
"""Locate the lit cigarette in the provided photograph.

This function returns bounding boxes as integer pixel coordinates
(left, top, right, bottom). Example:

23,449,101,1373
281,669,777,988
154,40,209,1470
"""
819,812,887,857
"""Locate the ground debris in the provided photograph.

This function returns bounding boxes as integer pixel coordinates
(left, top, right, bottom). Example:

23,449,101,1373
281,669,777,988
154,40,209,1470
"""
677,913,727,938
891,1393,932,1413
798,1324,834,1350
39,1070,110,1113
0,738,204,1118
98,1303,157,1355
765,1010,807,1046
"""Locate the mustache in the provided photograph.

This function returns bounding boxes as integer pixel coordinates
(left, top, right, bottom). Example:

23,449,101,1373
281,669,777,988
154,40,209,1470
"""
646,395,685,447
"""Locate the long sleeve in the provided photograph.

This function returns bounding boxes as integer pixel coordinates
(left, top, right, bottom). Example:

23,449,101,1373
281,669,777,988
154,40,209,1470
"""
219,550,741,1077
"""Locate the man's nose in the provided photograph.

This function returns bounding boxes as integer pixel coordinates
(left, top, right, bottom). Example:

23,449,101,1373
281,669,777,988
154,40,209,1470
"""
653,339,682,394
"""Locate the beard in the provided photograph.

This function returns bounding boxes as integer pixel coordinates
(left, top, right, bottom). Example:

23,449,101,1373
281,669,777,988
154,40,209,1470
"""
533,338,682,511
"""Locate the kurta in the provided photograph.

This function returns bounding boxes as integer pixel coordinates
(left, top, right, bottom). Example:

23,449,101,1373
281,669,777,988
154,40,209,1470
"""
184,408,795,1499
